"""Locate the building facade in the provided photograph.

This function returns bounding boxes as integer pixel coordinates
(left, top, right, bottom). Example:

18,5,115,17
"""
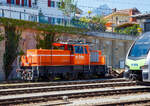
0,0,73,25
104,8,140,32
132,13,150,32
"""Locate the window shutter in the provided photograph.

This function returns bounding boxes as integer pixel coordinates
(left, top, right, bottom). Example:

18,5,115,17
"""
7,0,11,4
48,0,51,7
22,0,24,6
53,1,55,7
16,0,20,5
29,0,31,7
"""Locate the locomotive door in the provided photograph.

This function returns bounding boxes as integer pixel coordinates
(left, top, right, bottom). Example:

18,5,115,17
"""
67,45,74,64
74,46,85,65
143,51,150,82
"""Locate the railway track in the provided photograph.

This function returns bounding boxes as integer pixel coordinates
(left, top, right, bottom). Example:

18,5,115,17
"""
0,78,149,105
101,99,150,106
0,81,137,96
0,86,150,105
0,78,127,89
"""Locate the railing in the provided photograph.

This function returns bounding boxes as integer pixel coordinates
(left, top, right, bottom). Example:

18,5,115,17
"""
0,8,38,22
0,8,106,30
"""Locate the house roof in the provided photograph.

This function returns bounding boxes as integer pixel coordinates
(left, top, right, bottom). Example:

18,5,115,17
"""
131,13,150,19
104,8,140,19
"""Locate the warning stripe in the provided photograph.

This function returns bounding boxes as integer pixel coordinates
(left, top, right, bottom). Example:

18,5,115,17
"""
27,55,74,57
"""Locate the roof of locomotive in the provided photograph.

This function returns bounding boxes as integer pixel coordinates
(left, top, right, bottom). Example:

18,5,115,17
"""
52,43,89,47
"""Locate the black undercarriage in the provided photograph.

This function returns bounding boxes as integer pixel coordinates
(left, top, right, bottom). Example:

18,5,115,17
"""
17,65,107,81
124,70,143,81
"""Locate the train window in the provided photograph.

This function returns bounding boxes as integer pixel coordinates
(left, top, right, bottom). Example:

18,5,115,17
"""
74,46,84,54
129,42,150,58
84,47,88,54
59,46,65,50
80,46,84,54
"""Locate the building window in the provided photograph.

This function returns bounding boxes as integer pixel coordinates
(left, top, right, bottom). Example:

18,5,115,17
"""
57,2,61,8
51,1,55,7
48,17,55,24
48,0,55,7
51,17,55,24
11,0,15,4
57,18,61,24
24,0,27,6
22,0,27,6
7,0,15,4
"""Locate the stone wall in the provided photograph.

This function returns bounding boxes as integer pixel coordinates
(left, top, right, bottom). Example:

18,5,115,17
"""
0,26,5,81
55,33,133,68
0,26,134,80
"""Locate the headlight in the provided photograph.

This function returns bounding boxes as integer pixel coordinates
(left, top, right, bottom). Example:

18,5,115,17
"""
125,65,129,71
141,65,148,70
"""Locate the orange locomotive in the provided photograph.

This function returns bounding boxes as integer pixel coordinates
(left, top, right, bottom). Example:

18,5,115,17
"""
17,42,107,81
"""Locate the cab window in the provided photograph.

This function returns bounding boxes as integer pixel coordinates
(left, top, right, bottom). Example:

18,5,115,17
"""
84,47,88,54
74,46,84,54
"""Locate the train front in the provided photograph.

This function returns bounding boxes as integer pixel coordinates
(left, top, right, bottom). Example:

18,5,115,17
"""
124,32,150,81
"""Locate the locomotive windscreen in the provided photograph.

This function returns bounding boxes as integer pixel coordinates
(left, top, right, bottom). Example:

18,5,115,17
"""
128,32,150,58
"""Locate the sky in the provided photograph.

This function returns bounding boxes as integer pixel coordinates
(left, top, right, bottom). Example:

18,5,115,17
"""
75,0,150,13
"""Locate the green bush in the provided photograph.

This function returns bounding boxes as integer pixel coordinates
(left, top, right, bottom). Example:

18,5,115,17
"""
115,24,140,36
35,32,55,49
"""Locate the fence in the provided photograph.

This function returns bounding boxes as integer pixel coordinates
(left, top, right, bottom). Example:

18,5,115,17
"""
0,8,38,22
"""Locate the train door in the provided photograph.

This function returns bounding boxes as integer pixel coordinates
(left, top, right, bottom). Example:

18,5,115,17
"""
143,51,150,82
74,45,85,65
68,45,74,64
84,46,90,65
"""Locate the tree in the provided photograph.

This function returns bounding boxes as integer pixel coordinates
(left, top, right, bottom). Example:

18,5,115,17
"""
3,25,21,79
0,30,4,42
92,16,107,25
59,0,76,17
0,35,4,42
79,16,107,31
35,32,55,49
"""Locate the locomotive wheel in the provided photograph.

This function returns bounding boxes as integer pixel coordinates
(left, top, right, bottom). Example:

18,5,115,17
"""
48,74,55,81
68,73,74,80
65,73,74,80
84,74,89,79
73,73,78,80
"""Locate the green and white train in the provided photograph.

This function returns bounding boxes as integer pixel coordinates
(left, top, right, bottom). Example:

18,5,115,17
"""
124,32,150,81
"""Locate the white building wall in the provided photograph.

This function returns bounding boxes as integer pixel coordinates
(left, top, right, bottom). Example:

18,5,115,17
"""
0,5,39,21
0,0,73,24
37,0,64,18
0,0,6,4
